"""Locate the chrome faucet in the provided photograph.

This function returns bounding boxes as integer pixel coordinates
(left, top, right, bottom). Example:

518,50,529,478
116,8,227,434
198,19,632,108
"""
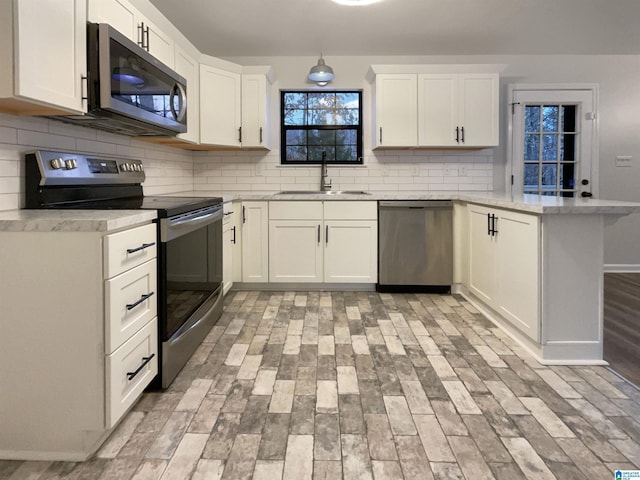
320,151,332,191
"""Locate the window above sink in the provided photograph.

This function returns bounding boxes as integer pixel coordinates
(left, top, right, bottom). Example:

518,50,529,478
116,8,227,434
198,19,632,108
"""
280,90,363,166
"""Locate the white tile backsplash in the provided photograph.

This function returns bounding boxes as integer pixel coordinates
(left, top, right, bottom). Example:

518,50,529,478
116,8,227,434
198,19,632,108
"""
0,112,493,211
0,113,194,211
193,148,493,193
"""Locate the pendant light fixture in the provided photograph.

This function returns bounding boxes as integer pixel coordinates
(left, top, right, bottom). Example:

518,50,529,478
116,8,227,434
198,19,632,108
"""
308,54,334,86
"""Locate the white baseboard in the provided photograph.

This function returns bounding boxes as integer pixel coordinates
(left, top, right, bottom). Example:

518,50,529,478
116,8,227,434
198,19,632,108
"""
604,264,640,273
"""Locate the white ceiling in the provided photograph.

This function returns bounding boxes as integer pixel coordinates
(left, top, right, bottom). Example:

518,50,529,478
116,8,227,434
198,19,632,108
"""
149,0,640,58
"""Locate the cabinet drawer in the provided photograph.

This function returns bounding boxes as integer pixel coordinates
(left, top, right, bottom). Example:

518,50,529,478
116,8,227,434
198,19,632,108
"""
324,201,377,220
270,201,323,220
105,259,157,353
106,318,158,428
104,223,157,278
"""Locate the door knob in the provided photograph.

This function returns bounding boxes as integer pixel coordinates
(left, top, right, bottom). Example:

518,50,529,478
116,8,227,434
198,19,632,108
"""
581,179,589,185
581,191,593,198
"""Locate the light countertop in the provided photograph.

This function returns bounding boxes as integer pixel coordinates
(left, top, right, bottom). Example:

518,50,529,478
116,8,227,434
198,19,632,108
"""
0,209,157,233
172,190,640,215
2,191,639,233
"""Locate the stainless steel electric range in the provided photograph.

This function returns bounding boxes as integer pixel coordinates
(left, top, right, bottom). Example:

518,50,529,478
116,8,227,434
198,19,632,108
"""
25,150,223,388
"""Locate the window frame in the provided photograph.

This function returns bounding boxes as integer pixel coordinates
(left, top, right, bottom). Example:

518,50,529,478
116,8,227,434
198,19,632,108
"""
280,90,364,166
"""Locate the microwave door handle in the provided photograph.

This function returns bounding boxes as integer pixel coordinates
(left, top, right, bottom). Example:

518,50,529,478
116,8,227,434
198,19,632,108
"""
169,83,187,123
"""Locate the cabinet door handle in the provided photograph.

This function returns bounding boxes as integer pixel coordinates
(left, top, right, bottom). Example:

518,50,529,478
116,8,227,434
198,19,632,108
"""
487,213,491,236
379,127,383,144
144,24,150,51
317,224,321,244
456,126,460,143
491,214,498,236
126,292,155,311
127,353,155,381
238,126,242,143
137,22,145,48
127,242,156,254
231,226,236,244
259,126,263,144
81,75,88,102
461,126,465,143
325,225,329,244
242,206,246,224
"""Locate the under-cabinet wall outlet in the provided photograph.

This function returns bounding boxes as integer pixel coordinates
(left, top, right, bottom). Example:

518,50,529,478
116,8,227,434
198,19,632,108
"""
615,155,632,167
382,165,389,176
255,164,263,176
459,165,468,176
412,164,420,175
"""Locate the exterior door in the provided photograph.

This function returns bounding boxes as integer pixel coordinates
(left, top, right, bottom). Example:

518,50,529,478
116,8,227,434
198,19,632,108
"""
509,86,596,198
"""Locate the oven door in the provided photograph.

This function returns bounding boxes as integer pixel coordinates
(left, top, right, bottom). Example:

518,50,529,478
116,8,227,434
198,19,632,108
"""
158,204,223,342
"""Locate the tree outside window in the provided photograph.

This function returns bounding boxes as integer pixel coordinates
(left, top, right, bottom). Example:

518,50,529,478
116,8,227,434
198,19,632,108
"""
281,91,363,165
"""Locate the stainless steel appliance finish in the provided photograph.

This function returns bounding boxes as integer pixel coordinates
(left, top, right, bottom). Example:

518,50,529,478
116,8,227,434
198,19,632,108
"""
51,23,187,137
24,150,222,389
378,200,453,292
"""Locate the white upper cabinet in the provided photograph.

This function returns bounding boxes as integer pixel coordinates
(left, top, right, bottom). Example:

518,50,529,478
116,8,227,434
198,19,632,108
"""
200,64,242,147
0,0,87,115
174,44,199,144
373,74,418,148
371,66,500,149
88,0,174,67
241,73,271,149
417,74,458,147
418,73,498,147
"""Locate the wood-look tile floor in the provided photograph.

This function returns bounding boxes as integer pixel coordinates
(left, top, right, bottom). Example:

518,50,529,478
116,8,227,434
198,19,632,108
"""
3,291,640,480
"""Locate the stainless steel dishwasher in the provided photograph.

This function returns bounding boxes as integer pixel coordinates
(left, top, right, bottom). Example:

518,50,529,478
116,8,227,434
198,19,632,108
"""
378,200,453,292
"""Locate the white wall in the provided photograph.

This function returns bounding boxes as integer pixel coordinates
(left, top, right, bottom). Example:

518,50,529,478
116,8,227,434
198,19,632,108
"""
0,113,193,211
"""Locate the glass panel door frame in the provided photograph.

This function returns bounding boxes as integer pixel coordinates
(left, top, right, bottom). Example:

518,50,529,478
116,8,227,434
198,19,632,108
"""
507,84,599,198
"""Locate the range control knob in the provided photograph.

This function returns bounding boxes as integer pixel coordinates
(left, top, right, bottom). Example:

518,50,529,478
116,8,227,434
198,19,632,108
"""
50,158,64,170
64,158,77,170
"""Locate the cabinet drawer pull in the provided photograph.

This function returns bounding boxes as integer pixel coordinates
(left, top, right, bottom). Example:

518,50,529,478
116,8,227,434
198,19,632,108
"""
127,353,155,381
126,292,155,311
126,242,155,254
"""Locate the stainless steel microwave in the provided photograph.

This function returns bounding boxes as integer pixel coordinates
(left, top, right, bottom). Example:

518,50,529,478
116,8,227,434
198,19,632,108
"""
53,23,187,136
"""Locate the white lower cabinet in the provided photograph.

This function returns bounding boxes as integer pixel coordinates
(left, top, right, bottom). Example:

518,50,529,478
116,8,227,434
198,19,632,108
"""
324,220,378,283
269,201,323,283
0,221,158,460
268,201,378,284
468,204,540,341
241,201,269,282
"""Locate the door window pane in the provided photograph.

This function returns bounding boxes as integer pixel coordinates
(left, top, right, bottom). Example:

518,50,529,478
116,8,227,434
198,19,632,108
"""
520,102,579,196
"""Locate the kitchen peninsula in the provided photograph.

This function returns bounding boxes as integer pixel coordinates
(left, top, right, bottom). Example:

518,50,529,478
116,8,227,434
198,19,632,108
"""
161,190,640,365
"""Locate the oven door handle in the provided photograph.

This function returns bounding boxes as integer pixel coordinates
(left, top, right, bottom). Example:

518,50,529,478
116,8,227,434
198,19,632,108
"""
169,211,219,229
161,207,223,242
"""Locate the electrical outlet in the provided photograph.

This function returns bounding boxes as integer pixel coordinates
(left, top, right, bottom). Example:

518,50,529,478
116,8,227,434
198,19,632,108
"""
255,164,263,176
412,164,420,176
459,165,468,176
382,165,389,177
616,155,632,167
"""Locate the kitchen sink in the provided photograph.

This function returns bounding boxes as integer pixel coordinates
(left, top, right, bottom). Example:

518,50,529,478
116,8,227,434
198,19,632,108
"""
277,190,371,195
